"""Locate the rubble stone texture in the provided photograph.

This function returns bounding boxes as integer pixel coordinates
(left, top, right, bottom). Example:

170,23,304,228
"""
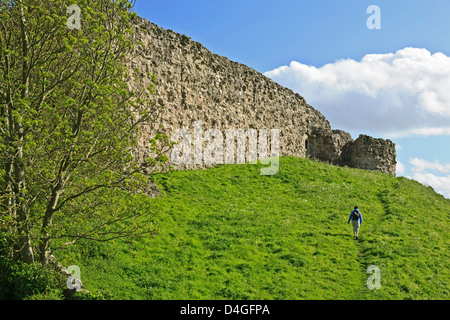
127,16,396,176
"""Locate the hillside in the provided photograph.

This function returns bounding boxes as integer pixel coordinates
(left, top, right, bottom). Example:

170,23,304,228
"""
59,157,449,300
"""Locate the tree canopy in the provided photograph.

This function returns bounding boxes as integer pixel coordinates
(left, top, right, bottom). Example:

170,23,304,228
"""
0,0,170,264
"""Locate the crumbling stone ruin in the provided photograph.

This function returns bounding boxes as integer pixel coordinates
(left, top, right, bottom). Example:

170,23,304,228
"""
127,15,396,176
338,135,397,176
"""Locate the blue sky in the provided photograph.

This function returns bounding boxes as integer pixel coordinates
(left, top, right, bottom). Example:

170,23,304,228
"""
134,0,450,198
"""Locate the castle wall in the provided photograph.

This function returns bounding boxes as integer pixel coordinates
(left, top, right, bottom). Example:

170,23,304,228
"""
128,16,396,176
339,135,397,176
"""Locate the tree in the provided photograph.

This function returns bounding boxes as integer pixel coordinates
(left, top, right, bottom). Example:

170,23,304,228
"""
0,0,171,264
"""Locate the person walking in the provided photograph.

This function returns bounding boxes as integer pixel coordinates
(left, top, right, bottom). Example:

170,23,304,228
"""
348,206,363,239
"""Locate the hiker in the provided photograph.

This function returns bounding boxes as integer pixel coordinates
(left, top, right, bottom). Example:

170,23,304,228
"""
348,206,363,239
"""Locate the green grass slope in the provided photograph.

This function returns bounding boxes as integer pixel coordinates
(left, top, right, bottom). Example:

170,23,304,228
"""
60,156,449,300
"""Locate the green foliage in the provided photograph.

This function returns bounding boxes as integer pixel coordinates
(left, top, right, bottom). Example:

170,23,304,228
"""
57,157,449,300
71,289,116,300
0,0,170,263
0,214,17,258
0,256,65,300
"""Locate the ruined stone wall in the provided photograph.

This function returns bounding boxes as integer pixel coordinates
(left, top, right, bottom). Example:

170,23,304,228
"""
339,135,397,176
128,15,396,176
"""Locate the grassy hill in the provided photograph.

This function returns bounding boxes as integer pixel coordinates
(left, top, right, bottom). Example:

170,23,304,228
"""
58,156,449,300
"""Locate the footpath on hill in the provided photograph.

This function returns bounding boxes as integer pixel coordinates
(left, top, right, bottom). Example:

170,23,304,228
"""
59,157,449,300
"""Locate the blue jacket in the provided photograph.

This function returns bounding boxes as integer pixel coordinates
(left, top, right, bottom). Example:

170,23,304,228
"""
348,209,363,223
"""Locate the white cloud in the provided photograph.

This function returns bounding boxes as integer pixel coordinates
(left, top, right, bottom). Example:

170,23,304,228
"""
396,161,405,175
390,127,450,138
411,173,450,199
264,47,450,138
410,158,450,174
408,158,450,199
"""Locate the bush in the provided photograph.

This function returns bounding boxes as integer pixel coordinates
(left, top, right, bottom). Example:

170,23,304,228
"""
0,256,65,300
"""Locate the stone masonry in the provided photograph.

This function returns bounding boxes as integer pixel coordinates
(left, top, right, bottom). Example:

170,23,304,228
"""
127,15,396,176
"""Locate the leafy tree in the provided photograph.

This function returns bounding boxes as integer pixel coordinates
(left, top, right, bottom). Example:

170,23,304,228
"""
0,0,171,264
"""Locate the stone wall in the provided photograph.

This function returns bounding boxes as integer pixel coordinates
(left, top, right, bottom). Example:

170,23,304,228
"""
127,15,396,176
339,135,397,176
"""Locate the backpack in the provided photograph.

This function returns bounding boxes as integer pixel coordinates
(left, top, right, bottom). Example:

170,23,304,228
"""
352,210,360,220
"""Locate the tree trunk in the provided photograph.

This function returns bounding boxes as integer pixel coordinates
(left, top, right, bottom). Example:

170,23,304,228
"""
2,156,14,220
12,0,34,264
39,181,64,264
39,206,56,264
14,145,35,264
